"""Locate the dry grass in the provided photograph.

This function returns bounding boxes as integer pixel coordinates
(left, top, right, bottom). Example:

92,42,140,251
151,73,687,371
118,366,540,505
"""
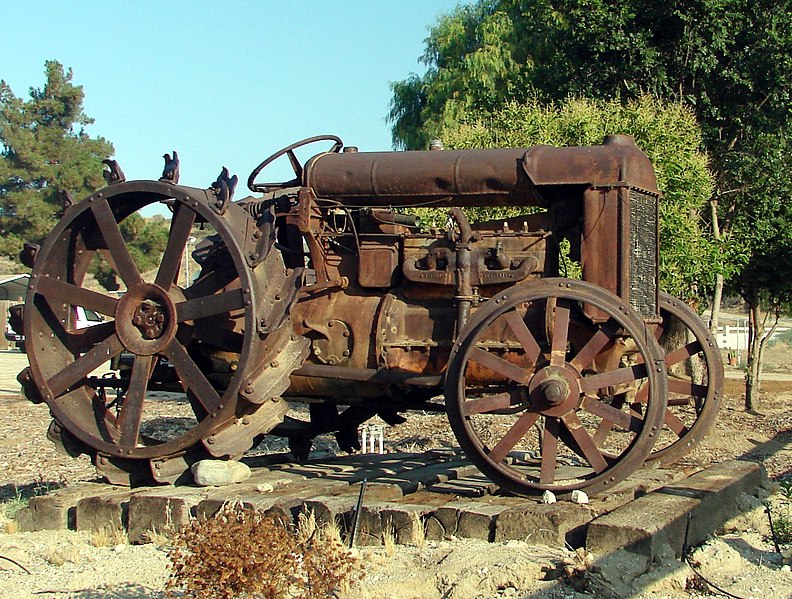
91,526,129,547
409,512,427,549
382,523,397,557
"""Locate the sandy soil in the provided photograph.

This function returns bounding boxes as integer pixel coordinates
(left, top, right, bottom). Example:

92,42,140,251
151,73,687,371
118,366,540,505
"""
0,348,791,598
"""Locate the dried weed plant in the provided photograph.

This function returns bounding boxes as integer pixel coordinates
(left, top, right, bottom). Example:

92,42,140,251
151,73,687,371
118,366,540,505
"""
91,526,128,548
382,523,397,557
409,513,426,549
165,506,362,599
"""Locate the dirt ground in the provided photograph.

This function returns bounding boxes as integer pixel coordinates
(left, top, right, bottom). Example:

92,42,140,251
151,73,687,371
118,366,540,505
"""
0,347,790,598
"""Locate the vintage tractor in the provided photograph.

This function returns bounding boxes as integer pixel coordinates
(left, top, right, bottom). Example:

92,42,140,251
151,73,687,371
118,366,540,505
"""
18,134,723,496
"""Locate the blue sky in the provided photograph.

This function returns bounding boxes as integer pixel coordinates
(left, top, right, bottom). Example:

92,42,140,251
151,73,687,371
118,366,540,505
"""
1,1,463,206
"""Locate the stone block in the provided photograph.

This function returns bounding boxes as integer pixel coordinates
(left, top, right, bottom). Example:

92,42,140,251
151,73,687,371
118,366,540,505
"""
495,502,595,547
379,503,432,545
301,495,358,526
76,492,135,533
127,495,192,543
16,483,111,532
586,460,767,566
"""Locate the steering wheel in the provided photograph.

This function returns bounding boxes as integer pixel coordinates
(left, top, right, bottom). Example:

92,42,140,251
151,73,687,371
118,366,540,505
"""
247,135,343,192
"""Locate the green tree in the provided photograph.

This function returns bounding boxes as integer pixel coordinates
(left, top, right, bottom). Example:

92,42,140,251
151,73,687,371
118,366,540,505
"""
430,96,719,301
0,61,113,258
390,0,791,409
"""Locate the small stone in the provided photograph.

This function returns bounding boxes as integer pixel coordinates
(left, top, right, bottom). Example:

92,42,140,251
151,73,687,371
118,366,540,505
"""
542,490,557,504
192,459,251,486
255,483,274,493
571,490,589,504
112,544,126,552
781,565,791,572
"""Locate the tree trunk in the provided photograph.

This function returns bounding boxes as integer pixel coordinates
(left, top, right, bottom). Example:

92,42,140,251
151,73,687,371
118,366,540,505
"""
743,291,779,412
744,289,760,412
708,199,724,336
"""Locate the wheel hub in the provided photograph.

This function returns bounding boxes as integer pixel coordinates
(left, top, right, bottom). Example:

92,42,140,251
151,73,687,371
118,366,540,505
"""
132,301,167,339
115,282,178,355
528,364,581,416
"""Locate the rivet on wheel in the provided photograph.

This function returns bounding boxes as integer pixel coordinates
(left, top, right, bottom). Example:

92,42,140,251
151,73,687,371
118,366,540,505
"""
242,417,250,425
270,360,279,368
244,386,254,394
207,437,215,444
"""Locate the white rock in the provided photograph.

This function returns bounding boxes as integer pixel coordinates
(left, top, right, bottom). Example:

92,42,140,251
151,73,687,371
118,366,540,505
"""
191,459,251,486
542,490,557,504
571,490,589,504
255,482,274,493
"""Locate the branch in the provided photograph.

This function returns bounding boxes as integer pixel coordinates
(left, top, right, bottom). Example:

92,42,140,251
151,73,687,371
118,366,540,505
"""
0,554,31,574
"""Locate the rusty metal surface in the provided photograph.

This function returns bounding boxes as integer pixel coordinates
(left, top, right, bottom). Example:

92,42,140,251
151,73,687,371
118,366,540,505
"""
304,134,659,207
19,134,721,496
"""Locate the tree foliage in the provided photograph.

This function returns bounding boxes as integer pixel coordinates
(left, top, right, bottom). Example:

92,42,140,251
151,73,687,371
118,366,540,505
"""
390,0,791,406
390,0,790,156
0,61,113,258
429,96,718,300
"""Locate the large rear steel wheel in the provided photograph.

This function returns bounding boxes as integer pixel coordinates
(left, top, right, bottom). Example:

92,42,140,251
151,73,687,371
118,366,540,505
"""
24,181,299,483
446,279,667,496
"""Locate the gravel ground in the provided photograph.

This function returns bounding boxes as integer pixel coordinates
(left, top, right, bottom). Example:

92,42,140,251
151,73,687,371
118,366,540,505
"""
0,347,791,598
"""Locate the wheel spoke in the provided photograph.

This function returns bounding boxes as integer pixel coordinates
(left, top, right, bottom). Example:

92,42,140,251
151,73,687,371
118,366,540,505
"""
668,378,708,397
462,392,514,416
665,340,704,367
539,417,560,484
664,409,689,436
46,333,124,397
163,339,222,414
91,199,143,288
287,149,303,180
488,411,540,463
550,303,570,367
155,204,196,289
570,318,621,371
504,311,542,365
35,277,118,317
468,347,531,384
579,363,648,393
560,412,608,473
191,326,245,353
176,289,245,322
183,266,239,300
116,354,154,447
64,321,117,353
581,396,643,433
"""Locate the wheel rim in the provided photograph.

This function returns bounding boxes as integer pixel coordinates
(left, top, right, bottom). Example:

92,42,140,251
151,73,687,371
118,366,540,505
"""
643,292,724,465
446,279,667,495
25,182,259,462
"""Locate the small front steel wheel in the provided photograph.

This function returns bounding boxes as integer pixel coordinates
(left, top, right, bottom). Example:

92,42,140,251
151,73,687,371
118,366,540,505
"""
445,279,667,496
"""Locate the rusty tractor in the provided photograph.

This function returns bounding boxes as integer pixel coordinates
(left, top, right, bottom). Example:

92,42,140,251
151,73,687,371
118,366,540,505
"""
17,134,723,495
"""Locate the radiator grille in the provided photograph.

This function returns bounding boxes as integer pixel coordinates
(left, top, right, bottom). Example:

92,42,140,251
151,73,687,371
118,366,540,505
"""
629,190,658,318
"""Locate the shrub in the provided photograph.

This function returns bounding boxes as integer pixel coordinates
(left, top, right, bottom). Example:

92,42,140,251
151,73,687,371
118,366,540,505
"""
165,506,362,599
